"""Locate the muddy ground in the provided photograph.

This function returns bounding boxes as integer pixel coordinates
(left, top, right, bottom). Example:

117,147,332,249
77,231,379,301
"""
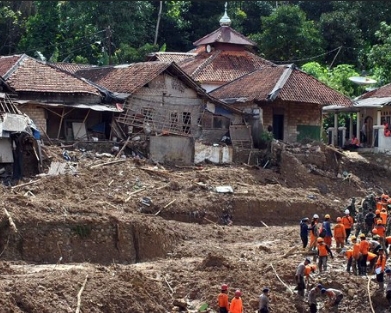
0,140,390,313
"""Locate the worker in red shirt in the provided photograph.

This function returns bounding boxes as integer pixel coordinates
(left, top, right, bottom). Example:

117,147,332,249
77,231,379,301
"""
351,236,361,275
218,284,230,313
229,290,243,313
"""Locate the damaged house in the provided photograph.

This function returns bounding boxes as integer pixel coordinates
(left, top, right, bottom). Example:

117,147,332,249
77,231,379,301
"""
0,54,122,142
0,77,41,181
75,61,246,164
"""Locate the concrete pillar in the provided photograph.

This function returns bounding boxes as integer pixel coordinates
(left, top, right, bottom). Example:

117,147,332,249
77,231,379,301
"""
338,127,347,147
349,113,353,139
356,112,361,142
377,110,382,126
334,113,338,145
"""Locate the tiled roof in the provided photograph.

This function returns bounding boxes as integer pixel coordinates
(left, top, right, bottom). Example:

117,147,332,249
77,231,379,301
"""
0,54,101,95
49,62,96,74
210,65,353,107
146,52,196,64
0,55,22,77
75,62,173,94
179,50,274,84
193,26,257,46
358,83,391,99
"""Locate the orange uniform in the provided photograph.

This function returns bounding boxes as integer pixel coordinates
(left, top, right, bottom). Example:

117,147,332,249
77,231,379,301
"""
333,223,346,248
380,211,388,225
352,242,360,259
229,297,243,313
345,250,353,259
386,236,391,245
367,252,377,261
376,254,386,272
375,225,386,238
377,201,383,211
360,239,370,255
218,293,229,311
341,215,354,230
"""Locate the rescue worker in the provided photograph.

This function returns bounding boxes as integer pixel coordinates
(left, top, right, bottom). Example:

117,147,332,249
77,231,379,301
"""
218,284,230,313
341,209,354,243
351,236,361,275
359,233,370,275
374,220,387,254
385,268,391,307
369,234,382,255
367,251,378,274
365,209,376,236
308,214,320,252
258,287,271,313
295,258,311,297
381,208,388,226
304,264,317,289
333,217,346,252
300,217,310,249
322,214,333,247
317,237,333,273
343,248,354,273
308,285,321,313
321,288,343,310
375,248,387,291
355,209,365,238
374,209,383,227
229,290,242,313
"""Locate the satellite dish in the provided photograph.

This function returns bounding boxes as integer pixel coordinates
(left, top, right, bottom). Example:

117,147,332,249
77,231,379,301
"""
348,76,377,85
206,44,212,53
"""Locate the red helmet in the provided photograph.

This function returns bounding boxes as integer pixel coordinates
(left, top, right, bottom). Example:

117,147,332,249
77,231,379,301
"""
235,290,241,297
221,284,228,291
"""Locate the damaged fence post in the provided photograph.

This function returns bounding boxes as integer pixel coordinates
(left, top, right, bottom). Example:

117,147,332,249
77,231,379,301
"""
4,208,17,233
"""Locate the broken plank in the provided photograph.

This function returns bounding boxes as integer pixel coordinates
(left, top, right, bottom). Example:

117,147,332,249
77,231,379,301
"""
89,159,126,169
124,188,147,203
155,199,176,215
11,179,41,189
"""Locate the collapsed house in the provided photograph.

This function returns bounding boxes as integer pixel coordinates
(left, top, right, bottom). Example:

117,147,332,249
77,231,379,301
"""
75,61,248,164
0,78,41,182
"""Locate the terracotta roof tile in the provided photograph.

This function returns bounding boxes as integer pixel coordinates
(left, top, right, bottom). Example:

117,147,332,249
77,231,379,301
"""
211,65,352,107
358,83,391,99
180,50,274,84
49,62,96,74
75,62,171,94
0,55,23,77
193,26,257,46
2,55,101,95
147,52,196,64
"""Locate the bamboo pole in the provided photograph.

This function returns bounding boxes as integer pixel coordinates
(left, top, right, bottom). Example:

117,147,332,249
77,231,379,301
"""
75,274,89,313
367,276,375,313
270,263,293,294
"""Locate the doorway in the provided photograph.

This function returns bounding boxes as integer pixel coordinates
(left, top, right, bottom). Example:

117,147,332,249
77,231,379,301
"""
273,114,284,140
365,116,373,147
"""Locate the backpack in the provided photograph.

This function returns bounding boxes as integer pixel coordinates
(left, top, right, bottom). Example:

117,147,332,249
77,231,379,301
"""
319,222,327,238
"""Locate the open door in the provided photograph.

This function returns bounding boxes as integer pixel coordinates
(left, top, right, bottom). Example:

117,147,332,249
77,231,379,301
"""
273,114,284,140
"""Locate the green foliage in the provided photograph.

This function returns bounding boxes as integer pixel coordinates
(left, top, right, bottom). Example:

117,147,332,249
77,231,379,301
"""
255,4,324,65
367,21,391,84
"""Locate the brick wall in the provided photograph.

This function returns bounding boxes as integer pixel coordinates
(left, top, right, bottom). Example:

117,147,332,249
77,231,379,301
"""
18,104,47,133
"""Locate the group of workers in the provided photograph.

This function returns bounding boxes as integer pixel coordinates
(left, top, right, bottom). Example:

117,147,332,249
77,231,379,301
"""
218,284,271,313
297,192,391,312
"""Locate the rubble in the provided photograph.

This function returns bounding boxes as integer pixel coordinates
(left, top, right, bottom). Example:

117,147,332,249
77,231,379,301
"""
0,141,390,312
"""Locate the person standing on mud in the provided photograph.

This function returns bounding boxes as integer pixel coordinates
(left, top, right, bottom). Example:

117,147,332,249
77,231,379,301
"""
300,217,310,249
322,214,333,248
229,290,243,313
259,287,271,313
308,214,320,251
359,233,370,275
308,285,322,313
341,209,354,244
218,284,230,313
333,217,346,252
295,258,311,296
365,209,376,236
317,237,333,273
375,248,387,291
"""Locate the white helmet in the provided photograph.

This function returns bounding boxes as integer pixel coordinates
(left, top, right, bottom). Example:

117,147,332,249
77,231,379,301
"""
344,209,350,214
313,214,319,219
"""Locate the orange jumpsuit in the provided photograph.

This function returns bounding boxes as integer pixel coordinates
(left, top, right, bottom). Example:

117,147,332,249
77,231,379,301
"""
229,297,243,313
218,293,229,312
333,223,346,249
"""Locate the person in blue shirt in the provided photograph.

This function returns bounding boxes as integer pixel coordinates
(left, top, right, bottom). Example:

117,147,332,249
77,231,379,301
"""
300,217,310,249
322,214,333,248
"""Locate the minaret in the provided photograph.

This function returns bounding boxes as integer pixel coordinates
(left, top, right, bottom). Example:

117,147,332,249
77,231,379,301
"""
219,2,231,27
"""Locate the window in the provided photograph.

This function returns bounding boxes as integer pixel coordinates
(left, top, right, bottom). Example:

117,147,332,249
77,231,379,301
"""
170,112,178,129
182,112,191,133
142,108,154,122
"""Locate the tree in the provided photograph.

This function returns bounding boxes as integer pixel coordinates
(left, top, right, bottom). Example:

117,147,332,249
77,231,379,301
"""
367,21,391,84
17,1,60,60
253,4,324,65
